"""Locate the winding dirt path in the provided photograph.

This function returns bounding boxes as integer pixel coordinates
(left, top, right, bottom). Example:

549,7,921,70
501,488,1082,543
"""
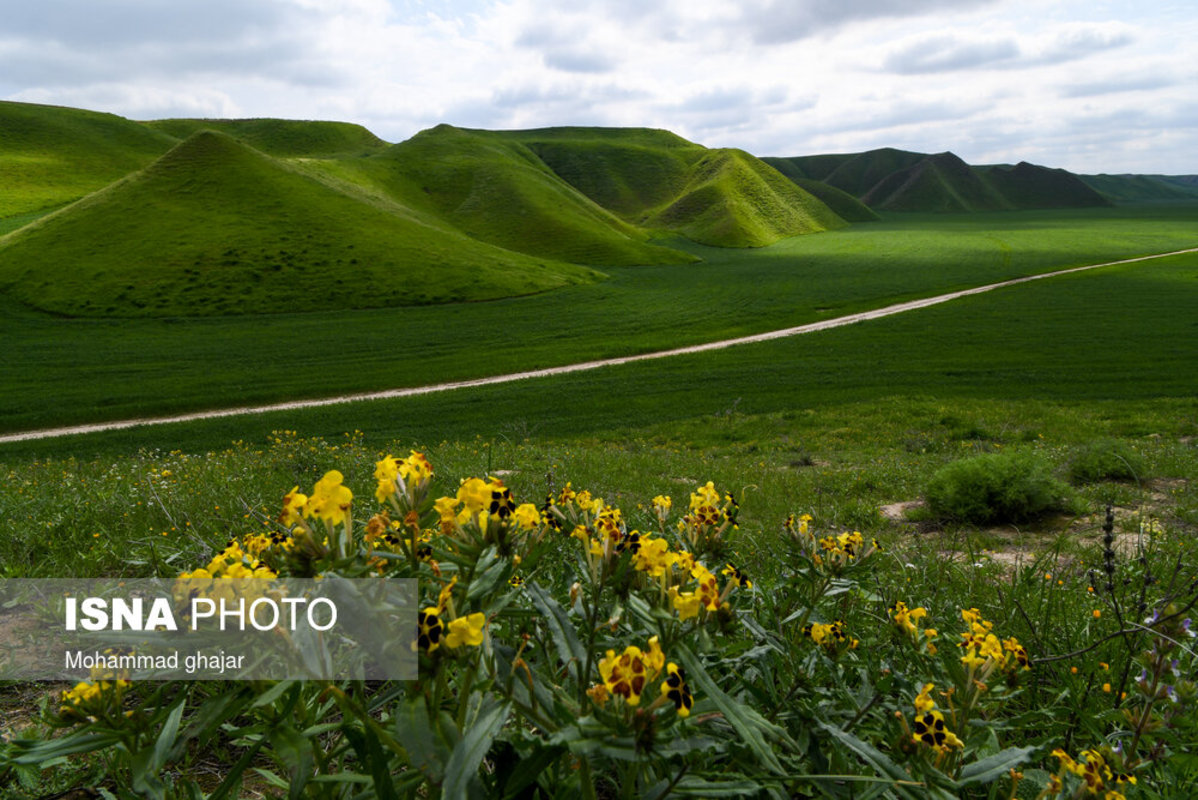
4,247,1196,444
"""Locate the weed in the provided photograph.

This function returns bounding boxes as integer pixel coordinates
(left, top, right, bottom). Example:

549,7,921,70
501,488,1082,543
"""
925,451,1072,524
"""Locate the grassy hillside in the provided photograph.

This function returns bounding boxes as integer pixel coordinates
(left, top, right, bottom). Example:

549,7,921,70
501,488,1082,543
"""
979,162,1109,208
508,129,847,246
758,158,879,222
316,125,697,267
1080,173,1198,203
641,148,847,245
813,148,928,197
0,101,176,217
0,130,600,317
144,117,389,157
865,152,1008,212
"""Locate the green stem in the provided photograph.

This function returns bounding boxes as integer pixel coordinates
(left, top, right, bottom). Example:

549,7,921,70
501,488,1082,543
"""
579,756,599,800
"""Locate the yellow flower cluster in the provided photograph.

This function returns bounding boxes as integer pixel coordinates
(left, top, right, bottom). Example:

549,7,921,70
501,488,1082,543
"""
785,514,880,573
589,636,694,718
554,481,749,619
1050,748,1135,798
178,539,277,583
438,476,541,531
802,619,858,654
595,636,665,707
417,576,487,654
59,677,131,716
280,470,353,528
373,450,433,504
890,601,939,654
910,683,964,755
676,481,738,554
958,608,1030,677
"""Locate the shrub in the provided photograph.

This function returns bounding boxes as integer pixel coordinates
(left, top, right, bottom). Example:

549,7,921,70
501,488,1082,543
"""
925,451,1070,524
1067,438,1144,484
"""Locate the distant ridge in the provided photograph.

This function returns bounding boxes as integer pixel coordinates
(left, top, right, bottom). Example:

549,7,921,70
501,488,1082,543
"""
0,130,599,316
765,148,1110,212
1079,173,1198,203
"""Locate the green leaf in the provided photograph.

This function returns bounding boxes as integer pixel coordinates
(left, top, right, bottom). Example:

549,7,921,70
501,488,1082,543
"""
130,747,166,800
466,546,511,603
957,746,1035,787
393,697,448,784
250,679,298,709
815,723,926,800
342,722,399,800
676,644,787,776
659,775,764,797
152,693,187,773
497,743,566,799
443,699,510,800
11,731,124,764
251,767,290,790
527,582,586,681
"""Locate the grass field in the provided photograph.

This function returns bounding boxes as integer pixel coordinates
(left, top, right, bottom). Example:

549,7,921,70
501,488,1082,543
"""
2,201,1196,798
3,239,1195,461
2,205,1196,437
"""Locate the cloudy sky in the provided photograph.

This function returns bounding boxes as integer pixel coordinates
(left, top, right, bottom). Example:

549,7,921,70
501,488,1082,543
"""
3,0,1195,173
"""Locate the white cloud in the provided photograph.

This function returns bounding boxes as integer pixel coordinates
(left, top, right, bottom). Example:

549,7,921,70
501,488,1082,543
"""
0,0,1193,173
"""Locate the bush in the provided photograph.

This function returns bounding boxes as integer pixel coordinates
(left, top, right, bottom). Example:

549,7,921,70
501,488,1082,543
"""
925,451,1070,524
1067,438,1144,484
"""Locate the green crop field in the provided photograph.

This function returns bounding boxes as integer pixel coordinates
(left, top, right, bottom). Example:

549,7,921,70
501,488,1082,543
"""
2,204,1196,437
5,242,1195,462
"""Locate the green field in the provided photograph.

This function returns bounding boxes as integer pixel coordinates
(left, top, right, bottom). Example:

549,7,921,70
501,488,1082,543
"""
4,240,1196,796
2,204,1196,438
3,131,1197,795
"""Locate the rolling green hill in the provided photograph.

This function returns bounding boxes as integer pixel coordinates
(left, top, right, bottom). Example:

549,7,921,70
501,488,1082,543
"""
503,128,848,246
865,152,1008,212
0,101,177,217
978,162,1109,209
1080,173,1198,203
316,124,697,267
757,158,879,222
767,148,1110,213
144,117,390,157
0,130,600,317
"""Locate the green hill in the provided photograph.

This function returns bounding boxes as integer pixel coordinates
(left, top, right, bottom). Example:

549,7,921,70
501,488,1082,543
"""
789,176,880,222
978,162,1109,209
1080,173,1198,203
504,129,847,246
144,118,389,157
760,157,880,222
865,152,1009,212
316,125,697,267
640,148,847,246
0,130,600,317
770,147,1110,213
0,101,176,217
